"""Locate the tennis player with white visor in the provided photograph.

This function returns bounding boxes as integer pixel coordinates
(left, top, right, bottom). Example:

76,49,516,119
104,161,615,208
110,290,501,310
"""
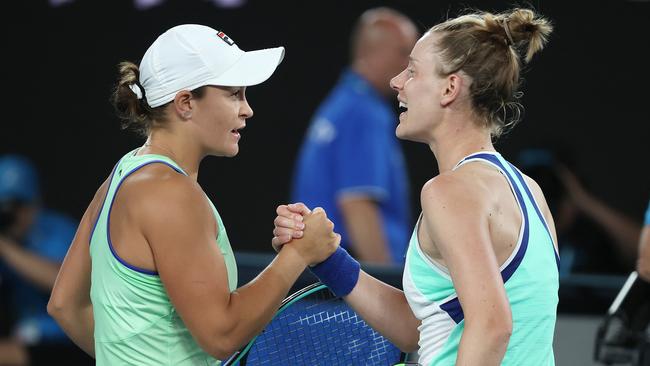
48,24,340,365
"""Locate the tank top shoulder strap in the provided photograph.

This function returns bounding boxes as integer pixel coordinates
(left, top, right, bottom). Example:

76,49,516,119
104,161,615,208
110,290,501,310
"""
453,151,534,282
454,151,559,269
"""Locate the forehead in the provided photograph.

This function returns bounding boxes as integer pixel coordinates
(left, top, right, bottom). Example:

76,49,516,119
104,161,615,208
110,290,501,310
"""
409,32,437,65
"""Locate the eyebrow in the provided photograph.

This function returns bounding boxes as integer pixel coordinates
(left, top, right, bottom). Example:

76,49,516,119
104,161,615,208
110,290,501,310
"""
408,56,419,63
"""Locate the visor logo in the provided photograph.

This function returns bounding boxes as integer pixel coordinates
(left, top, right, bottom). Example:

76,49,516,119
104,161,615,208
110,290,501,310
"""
216,31,235,46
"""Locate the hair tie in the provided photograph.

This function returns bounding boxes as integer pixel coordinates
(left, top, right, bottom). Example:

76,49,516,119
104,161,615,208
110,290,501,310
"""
502,19,514,46
129,83,144,100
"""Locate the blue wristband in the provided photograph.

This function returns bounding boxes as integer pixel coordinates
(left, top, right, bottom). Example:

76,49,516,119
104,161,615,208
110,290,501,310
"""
310,247,360,297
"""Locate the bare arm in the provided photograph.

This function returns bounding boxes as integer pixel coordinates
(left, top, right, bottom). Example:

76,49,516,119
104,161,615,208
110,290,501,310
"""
143,178,339,360
421,176,512,366
637,225,650,281
273,203,420,351
0,237,60,291
343,271,420,352
47,181,109,357
338,196,391,264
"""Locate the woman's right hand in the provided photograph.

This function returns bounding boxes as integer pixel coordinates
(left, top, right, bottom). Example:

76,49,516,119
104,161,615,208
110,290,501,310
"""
286,207,340,266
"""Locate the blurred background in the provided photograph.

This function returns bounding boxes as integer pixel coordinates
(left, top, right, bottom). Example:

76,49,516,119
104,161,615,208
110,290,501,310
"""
1,0,649,365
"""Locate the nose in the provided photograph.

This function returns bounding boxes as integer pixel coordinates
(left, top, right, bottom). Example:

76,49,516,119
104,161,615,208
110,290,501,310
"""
241,99,253,119
390,70,404,92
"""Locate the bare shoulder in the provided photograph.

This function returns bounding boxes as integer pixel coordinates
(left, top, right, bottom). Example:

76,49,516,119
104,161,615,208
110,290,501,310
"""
421,164,489,203
420,169,490,212
126,164,204,203
119,164,214,232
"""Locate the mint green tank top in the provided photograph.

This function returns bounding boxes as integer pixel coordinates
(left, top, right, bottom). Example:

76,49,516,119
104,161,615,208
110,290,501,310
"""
403,152,559,365
89,149,238,365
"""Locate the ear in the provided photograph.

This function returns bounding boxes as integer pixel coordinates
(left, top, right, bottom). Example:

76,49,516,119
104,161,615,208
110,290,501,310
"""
172,90,194,120
440,73,463,107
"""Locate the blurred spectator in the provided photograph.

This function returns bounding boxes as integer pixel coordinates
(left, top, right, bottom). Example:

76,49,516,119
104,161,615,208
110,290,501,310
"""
0,155,88,365
517,148,642,276
291,7,418,265
637,201,650,282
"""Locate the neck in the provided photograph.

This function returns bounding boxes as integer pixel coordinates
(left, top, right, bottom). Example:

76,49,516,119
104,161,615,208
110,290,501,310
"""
139,128,202,180
428,114,496,173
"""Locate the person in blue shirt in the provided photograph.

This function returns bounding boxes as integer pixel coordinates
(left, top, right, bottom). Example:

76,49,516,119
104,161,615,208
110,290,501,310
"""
0,155,86,365
291,7,418,264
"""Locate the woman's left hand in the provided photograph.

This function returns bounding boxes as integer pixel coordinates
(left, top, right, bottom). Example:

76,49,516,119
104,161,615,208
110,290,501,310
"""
271,202,311,252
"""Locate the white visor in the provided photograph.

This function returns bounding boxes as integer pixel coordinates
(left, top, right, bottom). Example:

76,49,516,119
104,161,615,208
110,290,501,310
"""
138,24,285,108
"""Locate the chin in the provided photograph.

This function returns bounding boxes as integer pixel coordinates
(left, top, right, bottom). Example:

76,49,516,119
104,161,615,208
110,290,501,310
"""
208,145,239,158
228,144,240,157
395,123,407,140
396,123,415,142
397,126,428,144
222,147,239,157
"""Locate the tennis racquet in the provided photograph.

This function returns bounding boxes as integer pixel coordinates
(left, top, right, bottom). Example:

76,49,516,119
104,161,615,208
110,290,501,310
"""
223,282,407,365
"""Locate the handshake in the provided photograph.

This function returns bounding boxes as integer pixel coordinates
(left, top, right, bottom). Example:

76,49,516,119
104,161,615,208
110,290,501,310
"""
271,203,361,297
271,203,340,267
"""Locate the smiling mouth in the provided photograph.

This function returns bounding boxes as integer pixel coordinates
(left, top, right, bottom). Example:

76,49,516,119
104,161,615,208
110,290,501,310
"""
398,101,408,114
